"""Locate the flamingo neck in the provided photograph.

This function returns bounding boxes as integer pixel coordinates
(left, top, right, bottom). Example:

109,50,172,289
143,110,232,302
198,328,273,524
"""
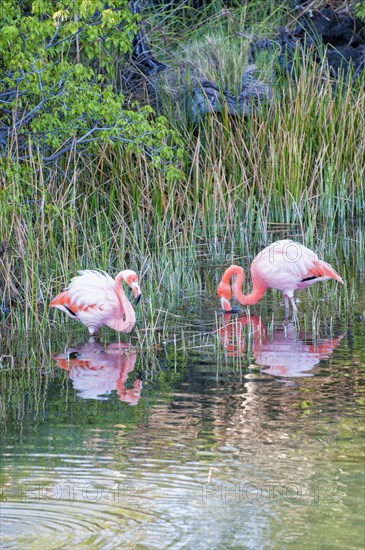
115,272,136,332
224,265,266,306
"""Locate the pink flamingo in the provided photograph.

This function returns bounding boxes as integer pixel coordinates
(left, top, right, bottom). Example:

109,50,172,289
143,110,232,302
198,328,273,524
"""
50,270,141,336
217,240,344,319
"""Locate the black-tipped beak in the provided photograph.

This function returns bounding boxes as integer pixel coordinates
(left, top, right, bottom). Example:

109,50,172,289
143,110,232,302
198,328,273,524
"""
135,293,141,305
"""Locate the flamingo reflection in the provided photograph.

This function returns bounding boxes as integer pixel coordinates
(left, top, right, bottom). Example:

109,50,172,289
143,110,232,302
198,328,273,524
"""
53,342,142,403
220,314,343,377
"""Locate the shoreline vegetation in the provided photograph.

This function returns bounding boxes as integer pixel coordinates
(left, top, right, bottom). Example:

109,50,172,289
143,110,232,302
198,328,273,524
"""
0,1,364,339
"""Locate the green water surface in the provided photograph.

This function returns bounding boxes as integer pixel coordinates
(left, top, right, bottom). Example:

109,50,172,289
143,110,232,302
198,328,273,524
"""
1,258,364,550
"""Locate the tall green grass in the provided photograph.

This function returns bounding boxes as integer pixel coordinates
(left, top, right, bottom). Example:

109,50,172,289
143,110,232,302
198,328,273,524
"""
0,60,364,340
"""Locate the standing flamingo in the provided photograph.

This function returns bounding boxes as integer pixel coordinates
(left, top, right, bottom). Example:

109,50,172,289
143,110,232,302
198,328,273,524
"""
217,240,344,319
50,269,141,336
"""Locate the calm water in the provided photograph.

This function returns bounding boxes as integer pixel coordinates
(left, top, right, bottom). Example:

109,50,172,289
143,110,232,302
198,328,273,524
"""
1,268,364,549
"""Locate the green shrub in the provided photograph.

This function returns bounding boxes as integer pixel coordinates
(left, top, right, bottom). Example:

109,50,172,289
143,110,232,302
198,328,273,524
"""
0,0,182,169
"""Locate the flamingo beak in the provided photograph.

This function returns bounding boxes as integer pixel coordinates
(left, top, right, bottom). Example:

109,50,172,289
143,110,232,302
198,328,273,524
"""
218,282,233,312
220,296,233,312
132,283,141,305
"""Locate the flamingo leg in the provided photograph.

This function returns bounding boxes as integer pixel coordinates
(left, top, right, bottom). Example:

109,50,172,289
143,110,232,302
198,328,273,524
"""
283,294,290,319
289,296,298,322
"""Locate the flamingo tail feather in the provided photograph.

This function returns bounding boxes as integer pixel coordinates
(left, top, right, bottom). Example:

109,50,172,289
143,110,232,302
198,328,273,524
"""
308,261,344,284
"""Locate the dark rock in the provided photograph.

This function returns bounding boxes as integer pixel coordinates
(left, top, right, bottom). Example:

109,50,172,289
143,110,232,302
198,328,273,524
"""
129,1,168,76
127,3,272,122
239,65,272,107
294,7,365,47
249,6,365,77
326,44,365,75
184,65,272,123
189,81,240,122
248,38,278,62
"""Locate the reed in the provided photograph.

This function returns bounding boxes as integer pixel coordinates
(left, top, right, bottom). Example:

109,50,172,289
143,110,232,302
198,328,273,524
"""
0,56,364,342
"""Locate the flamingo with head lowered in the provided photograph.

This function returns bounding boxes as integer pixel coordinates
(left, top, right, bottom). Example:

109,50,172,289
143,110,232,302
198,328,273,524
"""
50,269,141,336
217,240,344,320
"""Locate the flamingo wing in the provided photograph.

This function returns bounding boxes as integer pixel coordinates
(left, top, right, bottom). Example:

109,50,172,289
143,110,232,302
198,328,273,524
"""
68,270,117,306
252,241,343,291
301,260,344,283
50,270,122,328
